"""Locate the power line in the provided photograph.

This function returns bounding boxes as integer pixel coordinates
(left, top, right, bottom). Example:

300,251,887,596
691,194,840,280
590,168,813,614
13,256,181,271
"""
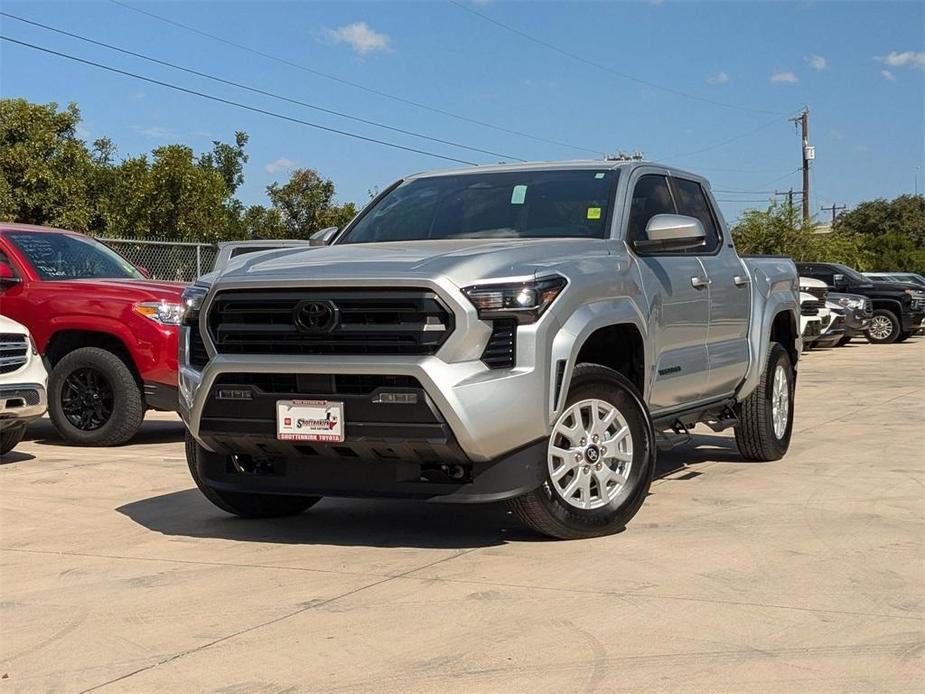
0,35,480,166
447,0,786,117
712,189,775,194
108,0,602,156
0,11,524,162
715,199,774,204
660,113,795,161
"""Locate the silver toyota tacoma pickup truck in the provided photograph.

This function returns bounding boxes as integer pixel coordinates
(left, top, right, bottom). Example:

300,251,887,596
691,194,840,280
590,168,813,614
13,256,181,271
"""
179,161,801,539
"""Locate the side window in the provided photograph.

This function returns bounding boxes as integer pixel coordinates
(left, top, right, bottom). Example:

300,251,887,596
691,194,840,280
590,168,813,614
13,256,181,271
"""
672,178,720,252
0,247,19,276
627,174,676,244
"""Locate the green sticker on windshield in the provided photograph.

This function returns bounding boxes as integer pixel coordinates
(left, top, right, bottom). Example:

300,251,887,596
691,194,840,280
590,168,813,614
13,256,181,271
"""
511,184,527,205
587,207,602,220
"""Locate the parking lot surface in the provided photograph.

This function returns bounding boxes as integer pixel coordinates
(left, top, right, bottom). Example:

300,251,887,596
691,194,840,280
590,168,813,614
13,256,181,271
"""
1,340,923,692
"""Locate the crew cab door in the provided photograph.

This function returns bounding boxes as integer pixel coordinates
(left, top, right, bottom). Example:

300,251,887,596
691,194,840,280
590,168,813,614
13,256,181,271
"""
671,177,751,397
624,171,709,411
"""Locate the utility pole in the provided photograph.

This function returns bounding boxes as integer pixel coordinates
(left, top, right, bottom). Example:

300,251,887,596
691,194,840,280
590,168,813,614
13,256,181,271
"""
789,107,812,222
774,188,803,210
820,203,846,225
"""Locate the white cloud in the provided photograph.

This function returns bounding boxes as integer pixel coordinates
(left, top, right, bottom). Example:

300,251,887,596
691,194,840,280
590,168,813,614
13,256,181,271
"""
875,51,925,70
706,71,729,85
264,158,296,174
324,22,391,55
132,125,176,140
806,54,828,71
770,70,799,84
881,69,896,81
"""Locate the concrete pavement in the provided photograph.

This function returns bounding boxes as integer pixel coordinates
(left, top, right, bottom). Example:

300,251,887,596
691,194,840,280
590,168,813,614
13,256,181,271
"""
1,339,923,692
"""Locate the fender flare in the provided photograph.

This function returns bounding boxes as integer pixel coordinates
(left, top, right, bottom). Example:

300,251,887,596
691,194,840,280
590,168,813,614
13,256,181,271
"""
547,298,648,424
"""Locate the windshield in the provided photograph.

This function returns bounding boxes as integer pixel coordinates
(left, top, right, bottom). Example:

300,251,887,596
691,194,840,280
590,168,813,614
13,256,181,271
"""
339,169,617,244
832,264,871,285
6,231,143,281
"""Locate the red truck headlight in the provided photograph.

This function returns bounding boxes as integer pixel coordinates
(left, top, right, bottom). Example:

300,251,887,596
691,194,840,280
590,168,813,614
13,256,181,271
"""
133,300,184,326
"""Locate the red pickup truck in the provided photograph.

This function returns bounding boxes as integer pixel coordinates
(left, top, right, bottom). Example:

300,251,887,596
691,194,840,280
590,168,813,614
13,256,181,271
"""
0,223,186,446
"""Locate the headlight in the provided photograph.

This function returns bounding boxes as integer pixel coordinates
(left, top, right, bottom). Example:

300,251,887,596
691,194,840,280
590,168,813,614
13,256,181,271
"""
837,297,864,309
180,285,209,326
462,275,567,324
133,300,184,325
905,289,925,300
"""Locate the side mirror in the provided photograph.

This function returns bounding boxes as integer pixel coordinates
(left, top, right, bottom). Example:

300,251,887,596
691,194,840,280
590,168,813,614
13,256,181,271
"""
0,261,20,287
634,214,706,252
832,273,847,290
309,227,338,247
135,265,152,278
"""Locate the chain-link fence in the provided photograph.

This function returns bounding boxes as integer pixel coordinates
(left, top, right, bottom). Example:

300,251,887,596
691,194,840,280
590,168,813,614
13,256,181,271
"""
94,237,218,282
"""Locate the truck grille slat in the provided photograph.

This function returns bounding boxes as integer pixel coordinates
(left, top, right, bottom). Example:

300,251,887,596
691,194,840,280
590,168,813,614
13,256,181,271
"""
208,288,453,356
0,334,28,374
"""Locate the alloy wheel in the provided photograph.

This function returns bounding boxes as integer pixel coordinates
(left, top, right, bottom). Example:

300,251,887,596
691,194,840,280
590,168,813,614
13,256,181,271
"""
869,315,893,341
547,398,633,510
771,364,790,439
61,367,114,431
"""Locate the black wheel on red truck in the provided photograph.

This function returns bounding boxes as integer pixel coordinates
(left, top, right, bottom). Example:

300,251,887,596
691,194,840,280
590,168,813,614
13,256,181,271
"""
47,347,144,446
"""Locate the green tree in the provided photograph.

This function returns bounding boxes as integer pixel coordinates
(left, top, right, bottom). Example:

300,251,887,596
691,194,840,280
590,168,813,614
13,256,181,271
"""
732,201,870,267
834,194,925,245
262,168,357,238
0,99,97,230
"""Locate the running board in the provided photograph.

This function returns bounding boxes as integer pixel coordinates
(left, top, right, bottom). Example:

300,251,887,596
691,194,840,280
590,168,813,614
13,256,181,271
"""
652,398,738,434
656,420,691,452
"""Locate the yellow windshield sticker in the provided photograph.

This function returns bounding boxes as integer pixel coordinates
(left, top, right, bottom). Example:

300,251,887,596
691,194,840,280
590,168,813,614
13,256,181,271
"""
587,207,602,220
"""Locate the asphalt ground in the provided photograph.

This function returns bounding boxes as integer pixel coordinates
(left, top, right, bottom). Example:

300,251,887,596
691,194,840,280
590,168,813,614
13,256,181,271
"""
1,338,923,692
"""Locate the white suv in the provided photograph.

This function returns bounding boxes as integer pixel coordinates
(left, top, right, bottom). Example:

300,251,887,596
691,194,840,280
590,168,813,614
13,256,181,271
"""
0,315,48,455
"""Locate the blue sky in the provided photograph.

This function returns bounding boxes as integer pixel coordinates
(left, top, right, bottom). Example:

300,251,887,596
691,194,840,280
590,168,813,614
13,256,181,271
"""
1,0,923,223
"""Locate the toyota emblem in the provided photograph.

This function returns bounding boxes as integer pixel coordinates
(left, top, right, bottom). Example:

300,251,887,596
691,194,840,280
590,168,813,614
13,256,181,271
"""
294,300,339,333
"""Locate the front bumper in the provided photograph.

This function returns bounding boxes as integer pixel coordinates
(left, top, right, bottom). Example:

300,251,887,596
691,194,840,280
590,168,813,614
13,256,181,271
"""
902,310,925,333
0,383,47,423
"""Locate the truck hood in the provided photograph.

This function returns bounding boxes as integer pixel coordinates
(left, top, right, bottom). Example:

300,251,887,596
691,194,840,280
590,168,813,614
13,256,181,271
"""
216,239,610,287
50,278,187,302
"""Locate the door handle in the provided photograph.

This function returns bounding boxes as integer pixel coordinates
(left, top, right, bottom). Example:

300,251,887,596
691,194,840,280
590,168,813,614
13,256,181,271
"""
733,275,750,287
691,276,711,289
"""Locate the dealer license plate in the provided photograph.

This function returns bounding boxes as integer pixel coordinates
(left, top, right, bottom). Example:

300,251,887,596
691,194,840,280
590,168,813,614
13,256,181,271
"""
276,399,345,442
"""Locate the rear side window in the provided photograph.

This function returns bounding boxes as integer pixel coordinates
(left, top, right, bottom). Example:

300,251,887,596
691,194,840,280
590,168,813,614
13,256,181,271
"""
626,174,676,243
672,178,720,252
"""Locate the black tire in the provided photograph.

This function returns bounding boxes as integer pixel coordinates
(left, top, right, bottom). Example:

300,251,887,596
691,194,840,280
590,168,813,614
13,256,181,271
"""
185,431,321,518
894,330,912,343
506,364,655,540
734,342,794,462
0,423,26,455
866,309,901,344
48,347,144,446
836,335,852,347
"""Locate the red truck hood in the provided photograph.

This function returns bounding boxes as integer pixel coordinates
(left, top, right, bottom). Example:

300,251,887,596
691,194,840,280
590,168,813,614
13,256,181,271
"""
55,278,187,302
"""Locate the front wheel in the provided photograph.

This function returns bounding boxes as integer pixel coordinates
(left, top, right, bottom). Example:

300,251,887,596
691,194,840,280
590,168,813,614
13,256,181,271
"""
0,423,26,455
506,364,655,540
734,342,795,461
185,432,321,518
866,310,900,344
47,347,144,446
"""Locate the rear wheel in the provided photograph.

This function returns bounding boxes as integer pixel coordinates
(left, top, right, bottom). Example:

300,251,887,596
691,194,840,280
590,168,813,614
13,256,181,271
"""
734,342,794,462
185,432,321,518
0,423,26,455
48,347,144,446
866,310,900,344
506,365,655,540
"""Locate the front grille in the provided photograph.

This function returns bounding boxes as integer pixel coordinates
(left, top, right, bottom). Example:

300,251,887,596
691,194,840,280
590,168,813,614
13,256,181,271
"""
801,300,820,316
802,286,828,304
481,320,517,369
0,334,28,375
208,289,453,356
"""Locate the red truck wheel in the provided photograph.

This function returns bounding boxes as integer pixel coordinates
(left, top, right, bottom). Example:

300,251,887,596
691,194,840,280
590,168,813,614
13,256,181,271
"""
48,347,144,446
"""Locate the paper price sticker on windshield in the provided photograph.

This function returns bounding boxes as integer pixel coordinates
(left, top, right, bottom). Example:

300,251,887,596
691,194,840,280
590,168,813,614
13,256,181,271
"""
587,207,602,220
277,400,345,442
